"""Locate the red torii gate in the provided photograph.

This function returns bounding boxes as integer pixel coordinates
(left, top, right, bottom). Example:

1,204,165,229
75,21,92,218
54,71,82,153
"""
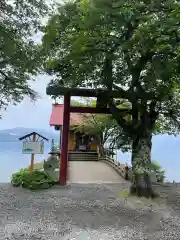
46,86,125,185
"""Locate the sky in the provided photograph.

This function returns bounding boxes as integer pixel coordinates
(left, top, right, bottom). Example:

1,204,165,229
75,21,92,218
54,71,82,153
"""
0,9,180,182
0,74,60,130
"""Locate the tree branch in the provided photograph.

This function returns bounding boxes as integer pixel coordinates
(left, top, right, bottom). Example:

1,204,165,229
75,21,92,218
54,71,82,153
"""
109,97,134,133
131,52,154,88
148,100,159,128
0,69,7,78
123,21,140,70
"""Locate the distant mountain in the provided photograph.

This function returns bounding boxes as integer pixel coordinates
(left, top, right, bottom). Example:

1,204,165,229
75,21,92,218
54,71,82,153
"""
0,127,60,142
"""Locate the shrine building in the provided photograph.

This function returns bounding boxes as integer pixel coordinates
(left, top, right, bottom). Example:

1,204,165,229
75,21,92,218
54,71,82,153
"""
49,104,100,154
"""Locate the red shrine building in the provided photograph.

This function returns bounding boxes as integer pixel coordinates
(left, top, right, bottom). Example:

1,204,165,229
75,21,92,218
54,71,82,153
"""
49,104,99,153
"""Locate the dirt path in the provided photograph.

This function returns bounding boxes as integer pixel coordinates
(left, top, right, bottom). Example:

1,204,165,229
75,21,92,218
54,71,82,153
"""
0,183,180,239
67,161,125,183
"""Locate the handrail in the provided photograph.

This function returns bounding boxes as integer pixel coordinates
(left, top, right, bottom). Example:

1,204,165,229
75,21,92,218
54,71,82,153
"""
100,156,158,184
99,156,129,180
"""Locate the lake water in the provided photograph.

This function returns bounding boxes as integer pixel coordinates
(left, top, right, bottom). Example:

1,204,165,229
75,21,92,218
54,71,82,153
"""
0,142,51,183
116,135,180,183
0,135,180,182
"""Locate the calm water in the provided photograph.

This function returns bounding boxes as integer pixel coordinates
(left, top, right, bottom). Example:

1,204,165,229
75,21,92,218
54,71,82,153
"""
116,135,180,182
0,135,180,182
0,142,51,182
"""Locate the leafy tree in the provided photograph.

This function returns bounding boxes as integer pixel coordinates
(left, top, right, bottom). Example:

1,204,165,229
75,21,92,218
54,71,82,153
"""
151,161,166,183
71,98,119,155
42,0,180,197
71,98,132,153
0,0,52,116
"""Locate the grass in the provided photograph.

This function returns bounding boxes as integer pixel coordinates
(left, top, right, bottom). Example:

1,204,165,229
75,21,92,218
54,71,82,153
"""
119,189,130,198
119,188,160,211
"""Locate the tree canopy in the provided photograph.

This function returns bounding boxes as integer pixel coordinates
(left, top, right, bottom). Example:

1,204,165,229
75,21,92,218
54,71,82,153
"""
71,98,132,152
42,0,180,135
0,0,52,115
151,161,166,183
71,98,118,145
41,0,180,197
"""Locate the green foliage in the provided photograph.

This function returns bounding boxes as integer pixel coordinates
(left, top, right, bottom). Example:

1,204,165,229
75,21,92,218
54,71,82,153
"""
151,161,166,183
71,98,122,148
1,0,51,36
127,161,166,183
41,0,180,194
0,0,53,116
11,168,57,190
42,0,180,137
71,98,132,152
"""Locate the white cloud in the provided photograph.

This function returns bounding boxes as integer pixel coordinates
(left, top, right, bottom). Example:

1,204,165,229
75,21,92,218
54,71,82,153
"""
0,74,62,130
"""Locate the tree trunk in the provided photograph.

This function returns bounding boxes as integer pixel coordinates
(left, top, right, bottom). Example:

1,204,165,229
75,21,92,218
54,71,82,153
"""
130,133,156,198
99,133,105,157
99,141,104,157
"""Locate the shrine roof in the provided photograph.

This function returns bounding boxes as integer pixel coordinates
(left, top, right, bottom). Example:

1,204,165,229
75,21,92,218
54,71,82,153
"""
49,104,85,126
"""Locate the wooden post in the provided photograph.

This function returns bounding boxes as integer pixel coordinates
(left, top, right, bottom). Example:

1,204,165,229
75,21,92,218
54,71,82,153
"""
30,133,36,172
60,93,70,185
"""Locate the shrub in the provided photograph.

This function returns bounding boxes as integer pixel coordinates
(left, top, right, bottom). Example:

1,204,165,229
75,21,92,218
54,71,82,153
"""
11,168,57,190
126,161,166,183
151,161,166,183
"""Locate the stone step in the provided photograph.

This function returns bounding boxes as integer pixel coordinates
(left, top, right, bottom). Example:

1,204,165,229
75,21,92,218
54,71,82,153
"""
68,152,98,161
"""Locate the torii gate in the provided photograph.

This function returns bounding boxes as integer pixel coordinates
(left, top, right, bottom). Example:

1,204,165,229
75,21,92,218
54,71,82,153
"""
46,85,127,185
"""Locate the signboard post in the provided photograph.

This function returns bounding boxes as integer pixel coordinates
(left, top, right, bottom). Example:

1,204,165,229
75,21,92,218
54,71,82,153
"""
31,133,36,172
19,132,48,172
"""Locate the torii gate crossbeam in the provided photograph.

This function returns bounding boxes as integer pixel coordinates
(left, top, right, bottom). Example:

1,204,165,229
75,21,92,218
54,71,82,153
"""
46,86,124,185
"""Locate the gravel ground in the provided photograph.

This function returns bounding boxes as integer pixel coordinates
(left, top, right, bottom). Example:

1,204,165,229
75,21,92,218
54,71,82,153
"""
0,183,180,240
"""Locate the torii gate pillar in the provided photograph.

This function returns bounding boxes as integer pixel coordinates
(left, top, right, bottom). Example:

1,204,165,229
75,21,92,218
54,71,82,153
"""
59,93,70,185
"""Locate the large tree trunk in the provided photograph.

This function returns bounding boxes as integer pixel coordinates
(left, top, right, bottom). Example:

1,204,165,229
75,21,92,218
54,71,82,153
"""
130,133,156,198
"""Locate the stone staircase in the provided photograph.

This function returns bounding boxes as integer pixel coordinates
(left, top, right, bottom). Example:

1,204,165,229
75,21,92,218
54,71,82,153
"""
68,152,98,161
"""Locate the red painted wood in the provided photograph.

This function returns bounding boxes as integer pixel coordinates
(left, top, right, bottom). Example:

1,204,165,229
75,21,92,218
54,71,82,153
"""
49,104,64,126
70,106,110,114
59,93,70,185
49,104,85,126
